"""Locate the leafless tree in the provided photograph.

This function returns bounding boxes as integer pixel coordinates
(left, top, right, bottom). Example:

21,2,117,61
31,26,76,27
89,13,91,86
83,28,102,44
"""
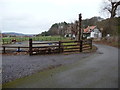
103,0,120,18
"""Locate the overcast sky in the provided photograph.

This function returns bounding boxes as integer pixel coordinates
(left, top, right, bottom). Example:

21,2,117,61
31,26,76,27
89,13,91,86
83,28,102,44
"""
0,0,103,34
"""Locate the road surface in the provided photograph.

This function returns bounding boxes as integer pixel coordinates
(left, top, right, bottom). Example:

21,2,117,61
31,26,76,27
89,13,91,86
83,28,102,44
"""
3,44,118,88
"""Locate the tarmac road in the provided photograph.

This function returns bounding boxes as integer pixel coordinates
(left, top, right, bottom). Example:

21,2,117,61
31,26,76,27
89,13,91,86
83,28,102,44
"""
3,44,118,88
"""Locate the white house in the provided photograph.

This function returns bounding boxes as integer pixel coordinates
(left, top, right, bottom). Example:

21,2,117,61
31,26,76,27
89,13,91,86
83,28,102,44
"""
83,26,102,39
90,28,102,38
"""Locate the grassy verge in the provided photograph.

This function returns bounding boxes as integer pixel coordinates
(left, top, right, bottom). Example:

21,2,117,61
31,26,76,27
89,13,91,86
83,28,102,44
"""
94,40,120,48
2,36,69,44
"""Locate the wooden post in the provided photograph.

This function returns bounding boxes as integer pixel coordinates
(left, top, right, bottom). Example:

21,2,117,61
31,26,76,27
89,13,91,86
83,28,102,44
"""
17,47,20,52
90,39,92,49
79,13,82,41
59,41,61,53
29,39,32,56
48,48,51,54
80,40,83,52
3,47,6,53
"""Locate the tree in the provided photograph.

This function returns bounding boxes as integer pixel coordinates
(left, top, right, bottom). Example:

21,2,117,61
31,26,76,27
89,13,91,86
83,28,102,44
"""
103,0,120,18
97,17,120,36
41,31,49,36
48,23,59,35
82,16,103,28
47,22,69,36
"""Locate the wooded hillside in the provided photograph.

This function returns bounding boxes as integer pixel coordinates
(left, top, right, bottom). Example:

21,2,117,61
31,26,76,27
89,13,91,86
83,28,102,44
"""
97,17,120,37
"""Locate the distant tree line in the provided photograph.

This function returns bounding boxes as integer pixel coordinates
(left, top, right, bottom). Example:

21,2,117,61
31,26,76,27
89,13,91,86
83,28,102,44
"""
39,17,103,36
82,16,103,28
38,16,120,38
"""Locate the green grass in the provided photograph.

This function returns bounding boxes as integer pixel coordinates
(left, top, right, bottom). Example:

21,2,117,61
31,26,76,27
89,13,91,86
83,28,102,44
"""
62,42,79,49
2,36,69,44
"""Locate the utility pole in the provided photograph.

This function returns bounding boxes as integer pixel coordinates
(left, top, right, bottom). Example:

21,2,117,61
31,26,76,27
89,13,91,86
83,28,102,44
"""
79,13,82,41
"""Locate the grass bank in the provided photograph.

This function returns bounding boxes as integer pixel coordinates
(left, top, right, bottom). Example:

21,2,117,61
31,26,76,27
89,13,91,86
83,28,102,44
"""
94,37,120,48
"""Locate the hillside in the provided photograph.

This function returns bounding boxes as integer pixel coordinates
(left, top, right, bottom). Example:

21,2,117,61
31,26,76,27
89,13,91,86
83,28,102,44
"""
2,32,35,37
97,17,120,37
2,32,24,36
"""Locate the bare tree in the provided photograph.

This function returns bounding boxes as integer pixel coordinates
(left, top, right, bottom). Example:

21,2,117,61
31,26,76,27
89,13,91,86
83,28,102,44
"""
103,0,120,18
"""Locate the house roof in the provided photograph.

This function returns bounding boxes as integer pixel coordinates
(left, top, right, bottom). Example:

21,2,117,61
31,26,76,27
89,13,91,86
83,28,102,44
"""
89,26,96,30
83,26,96,33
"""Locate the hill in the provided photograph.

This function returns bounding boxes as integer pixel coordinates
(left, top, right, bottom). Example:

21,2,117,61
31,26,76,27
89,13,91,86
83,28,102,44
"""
2,32,24,36
2,32,35,37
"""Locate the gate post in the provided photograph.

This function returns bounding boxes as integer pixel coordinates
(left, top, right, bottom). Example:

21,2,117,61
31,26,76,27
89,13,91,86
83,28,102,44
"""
29,39,32,56
78,13,82,41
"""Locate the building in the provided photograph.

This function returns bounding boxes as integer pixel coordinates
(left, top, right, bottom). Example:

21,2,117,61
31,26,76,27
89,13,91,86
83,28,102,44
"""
64,21,79,40
64,24,72,37
83,26,102,39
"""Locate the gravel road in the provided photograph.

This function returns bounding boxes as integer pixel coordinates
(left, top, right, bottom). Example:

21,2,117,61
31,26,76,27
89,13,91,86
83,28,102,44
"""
2,43,118,88
2,52,94,84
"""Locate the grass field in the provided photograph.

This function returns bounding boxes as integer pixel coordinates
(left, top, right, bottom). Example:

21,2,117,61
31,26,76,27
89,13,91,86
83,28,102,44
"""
2,36,69,44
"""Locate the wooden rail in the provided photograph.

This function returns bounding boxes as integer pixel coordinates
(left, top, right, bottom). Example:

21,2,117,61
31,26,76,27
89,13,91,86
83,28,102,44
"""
29,39,60,55
29,39,92,56
2,46,29,53
2,39,92,55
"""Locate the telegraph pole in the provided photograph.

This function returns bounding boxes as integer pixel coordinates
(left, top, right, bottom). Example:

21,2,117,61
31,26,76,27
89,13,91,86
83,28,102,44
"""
79,13,82,41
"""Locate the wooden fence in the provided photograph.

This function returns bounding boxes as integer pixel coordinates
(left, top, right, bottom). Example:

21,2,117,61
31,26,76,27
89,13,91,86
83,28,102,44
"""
2,46,29,53
29,39,92,56
29,39,60,56
2,39,92,55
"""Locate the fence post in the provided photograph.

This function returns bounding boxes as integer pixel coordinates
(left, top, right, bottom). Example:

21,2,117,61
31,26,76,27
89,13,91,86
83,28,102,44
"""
59,41,61,53
90,39,92,49
17,47,20,52
80,40,83,52
3,47,6,53
29,39,32,56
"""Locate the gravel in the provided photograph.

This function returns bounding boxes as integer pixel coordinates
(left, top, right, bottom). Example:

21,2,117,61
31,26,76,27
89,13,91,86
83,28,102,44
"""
2,52,95,83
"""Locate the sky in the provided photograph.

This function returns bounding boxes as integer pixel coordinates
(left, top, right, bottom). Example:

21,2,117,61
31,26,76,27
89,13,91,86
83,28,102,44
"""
0,0,103,34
